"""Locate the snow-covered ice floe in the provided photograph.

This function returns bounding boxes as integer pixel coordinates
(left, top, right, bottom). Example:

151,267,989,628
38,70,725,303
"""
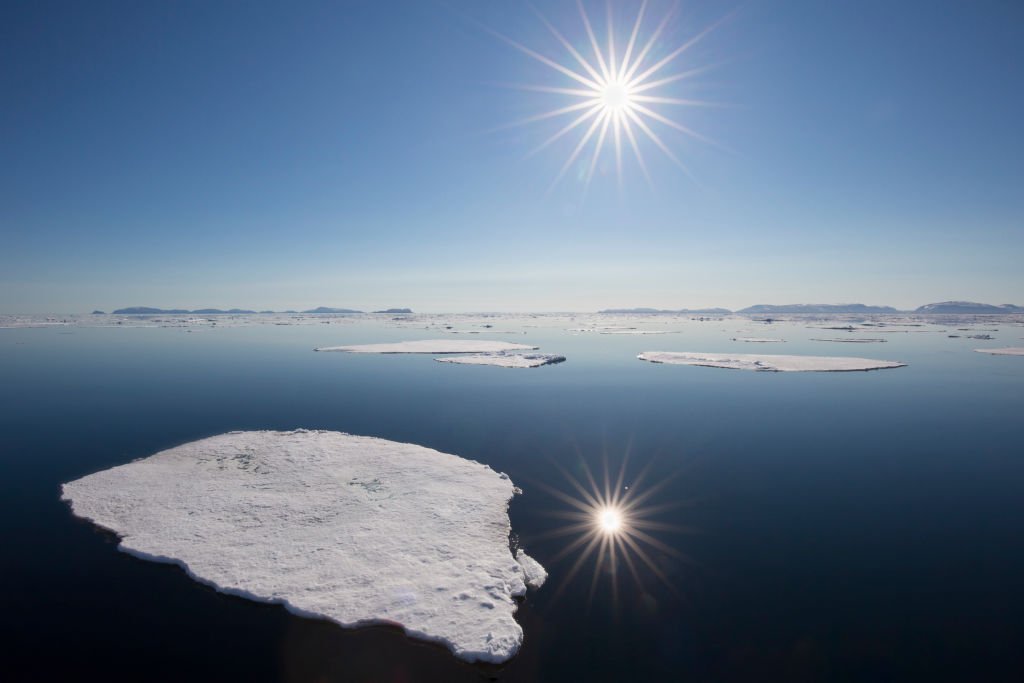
61,430,544,663
315,339,537,354
732,337,785,343
974,347,1024,356
515,549,548,588
435,353,565,368
638,351,906,372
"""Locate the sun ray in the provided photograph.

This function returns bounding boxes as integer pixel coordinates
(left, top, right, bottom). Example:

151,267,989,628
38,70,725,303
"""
489,99,602,133
605,0,617,81
488,27,602,90
577,0,611,83
631,95,722,107
620,0,678,84
583,111,612,194
622,106,696,179
493,82,601,98
619,112,653,187
528,104,604,158
530,4,606,86
626,14,727,88
628,101,720,148
618,0,648,80
613,111,624,191
628,62,725,94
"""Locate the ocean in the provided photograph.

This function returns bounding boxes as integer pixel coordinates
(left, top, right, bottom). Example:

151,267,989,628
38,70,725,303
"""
2,315,1022,681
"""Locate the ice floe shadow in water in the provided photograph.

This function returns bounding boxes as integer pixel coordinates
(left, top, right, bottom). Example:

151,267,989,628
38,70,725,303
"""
61,430,545,663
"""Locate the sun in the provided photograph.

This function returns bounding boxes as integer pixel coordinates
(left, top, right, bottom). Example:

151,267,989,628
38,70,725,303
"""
600,82,631,111
489,0,729,192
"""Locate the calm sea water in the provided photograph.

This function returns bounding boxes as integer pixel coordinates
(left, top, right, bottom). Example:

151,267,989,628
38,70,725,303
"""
2,318,1023,682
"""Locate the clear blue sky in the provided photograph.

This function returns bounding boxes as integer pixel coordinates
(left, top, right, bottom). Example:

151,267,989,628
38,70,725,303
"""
2,0,1022,313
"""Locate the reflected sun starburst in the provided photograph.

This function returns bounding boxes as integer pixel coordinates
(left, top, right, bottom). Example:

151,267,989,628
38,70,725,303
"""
490,0,729,193
531,449,696,606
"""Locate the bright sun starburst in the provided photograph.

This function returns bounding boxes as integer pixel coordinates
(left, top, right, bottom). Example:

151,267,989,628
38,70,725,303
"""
531,449,694,606
490,0,729,193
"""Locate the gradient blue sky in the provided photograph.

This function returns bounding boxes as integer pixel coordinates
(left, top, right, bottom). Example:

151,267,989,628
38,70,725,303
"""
2,0,1022,313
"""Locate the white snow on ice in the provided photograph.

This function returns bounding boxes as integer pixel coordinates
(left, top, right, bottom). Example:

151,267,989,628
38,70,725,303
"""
61,429,544,663
435,353,565,368
315,339,538,354
974,347,1024,356
638,351,906,372
732,337,785,343
515,550,548,589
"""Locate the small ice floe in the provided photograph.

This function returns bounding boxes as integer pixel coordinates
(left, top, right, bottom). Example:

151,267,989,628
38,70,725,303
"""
811,338,888,343
61,430,544,663
435,353,565,368
515,550,548,589
638,351,906,372
973,347,1024,356
732,337,785,343
315,339,537,354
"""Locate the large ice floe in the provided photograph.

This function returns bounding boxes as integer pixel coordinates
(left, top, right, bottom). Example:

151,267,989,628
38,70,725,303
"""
435,353,565,368
61,430,544,663
974,347,1024,356
315,340,537,354
638,351,906,372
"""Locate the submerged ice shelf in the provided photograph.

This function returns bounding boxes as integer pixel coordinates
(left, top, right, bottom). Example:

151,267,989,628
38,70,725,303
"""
61,430,544,663
638,351,906,372
315,339,538,354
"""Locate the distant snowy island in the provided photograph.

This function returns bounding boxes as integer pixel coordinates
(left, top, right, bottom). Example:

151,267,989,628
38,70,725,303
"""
99,301,1023,317
61,430,545,663
598,301,1023,315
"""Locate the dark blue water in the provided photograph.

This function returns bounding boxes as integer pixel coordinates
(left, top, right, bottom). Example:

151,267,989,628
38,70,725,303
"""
2,321,1023,682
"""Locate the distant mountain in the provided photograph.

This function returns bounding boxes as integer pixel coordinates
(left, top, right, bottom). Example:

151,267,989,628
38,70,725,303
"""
91,310,105,315
113,307,190,315
915,301,1023,314
112,307,256,315
738,304,900,315
374,308,413,314
302,307,363,314
599,307,732,314
191,308,257,314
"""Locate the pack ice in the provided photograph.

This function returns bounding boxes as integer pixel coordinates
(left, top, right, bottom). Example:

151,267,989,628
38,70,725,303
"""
61,430,544,663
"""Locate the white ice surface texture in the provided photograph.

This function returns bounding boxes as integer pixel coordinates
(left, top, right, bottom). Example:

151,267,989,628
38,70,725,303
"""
638,351,905,372
974,347,1024,356
315,340,537,354
515,550,548,589
435,353,565,368
61,430,544,663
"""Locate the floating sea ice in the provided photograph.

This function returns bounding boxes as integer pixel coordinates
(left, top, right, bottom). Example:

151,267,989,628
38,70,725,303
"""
435,353,565,368
515,550,548,589
315,339,537,354
638,351,906,372
61,430,544,663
